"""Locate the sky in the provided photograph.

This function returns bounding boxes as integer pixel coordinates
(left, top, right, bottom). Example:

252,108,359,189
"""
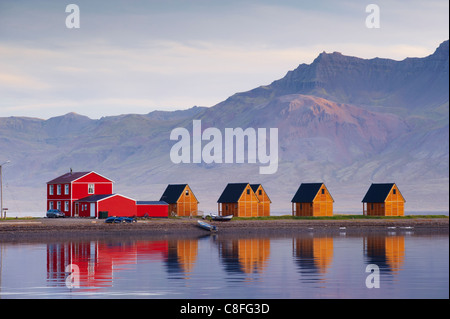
0,0,448,119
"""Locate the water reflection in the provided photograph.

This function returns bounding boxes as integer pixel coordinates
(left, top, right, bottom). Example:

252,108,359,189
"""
364,235,405,273
1,231,446,298
218,238,270,276
43,234,409,289
293,236,333,282
166,239,198,279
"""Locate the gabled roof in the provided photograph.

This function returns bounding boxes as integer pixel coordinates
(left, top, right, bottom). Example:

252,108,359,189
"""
76,194,115,202
47,171,91,184
362,183,399,203
217,183,252,203
76,193,135,203
291,183,324,203
47,171,114,184
160,184,194,204
250,184,272,203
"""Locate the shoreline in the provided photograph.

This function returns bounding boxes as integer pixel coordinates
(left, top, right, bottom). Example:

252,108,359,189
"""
0,217,448,241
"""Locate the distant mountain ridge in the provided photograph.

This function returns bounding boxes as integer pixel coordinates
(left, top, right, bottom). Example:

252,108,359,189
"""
242,40,449,113
0,40,448,214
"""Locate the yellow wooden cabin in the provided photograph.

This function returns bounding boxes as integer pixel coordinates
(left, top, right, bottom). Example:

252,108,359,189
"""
217,183,261,217
291,183,334,217
160,184,199,217
250,184,271,217
362,183,405,216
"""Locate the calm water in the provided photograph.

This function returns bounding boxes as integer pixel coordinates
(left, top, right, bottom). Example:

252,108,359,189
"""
0,232,448,299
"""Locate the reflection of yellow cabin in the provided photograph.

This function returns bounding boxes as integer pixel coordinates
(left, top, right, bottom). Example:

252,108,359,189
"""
237,239,270,274
176,239,198,273
362,183,405,216
293,237,334,273
365,236,405,272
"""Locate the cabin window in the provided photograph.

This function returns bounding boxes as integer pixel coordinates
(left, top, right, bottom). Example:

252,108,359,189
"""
225,204,228,211
259,189,262,195
371,203,374,209
88,184,95,194
49,201,54,209
393,189,396,194
49,185,54,195
300,203,302,209
64,201,69,212
322,189,325,194
57,185,61,195
247,189,250,195
57,201,61,210
65,184,69,195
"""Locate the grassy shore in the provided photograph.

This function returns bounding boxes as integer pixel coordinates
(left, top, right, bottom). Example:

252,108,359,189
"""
0,214,447,239
1,214,448,222
208,214,449,221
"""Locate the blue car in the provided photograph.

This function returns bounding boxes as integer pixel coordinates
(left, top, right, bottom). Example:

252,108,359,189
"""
46,209,65,218
105,216,137,223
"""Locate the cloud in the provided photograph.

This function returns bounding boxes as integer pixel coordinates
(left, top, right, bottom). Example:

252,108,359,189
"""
0,0,448,119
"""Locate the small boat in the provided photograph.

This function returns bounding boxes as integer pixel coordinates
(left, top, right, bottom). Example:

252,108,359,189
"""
210,214,233,221
197,220,217,232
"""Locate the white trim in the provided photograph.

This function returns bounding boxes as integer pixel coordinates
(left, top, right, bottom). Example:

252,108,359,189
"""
90,202,96,218
96,194,136,203
70,171,115,184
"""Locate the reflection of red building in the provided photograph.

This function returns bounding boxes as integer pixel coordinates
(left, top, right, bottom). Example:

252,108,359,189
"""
47,240,169,289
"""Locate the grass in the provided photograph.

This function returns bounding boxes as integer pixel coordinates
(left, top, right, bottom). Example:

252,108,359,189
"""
231,214,449,221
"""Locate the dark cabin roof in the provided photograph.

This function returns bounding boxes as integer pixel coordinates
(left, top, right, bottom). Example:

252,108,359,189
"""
291,183,323,203
76,194,115,202
362,183,395,203
47,171,91,184
217,183,250,203
160,184,188,204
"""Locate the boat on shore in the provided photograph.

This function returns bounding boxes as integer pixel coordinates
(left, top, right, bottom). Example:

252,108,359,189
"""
210,214,233,221
197,220,217,232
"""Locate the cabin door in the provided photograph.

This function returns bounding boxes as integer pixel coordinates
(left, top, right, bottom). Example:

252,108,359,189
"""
90,203,96,218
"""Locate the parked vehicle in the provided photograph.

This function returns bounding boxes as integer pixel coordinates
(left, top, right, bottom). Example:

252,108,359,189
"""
105,216,137,223
46,209,65,218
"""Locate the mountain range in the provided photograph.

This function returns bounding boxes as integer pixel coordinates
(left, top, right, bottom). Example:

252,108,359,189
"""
0,40,448,214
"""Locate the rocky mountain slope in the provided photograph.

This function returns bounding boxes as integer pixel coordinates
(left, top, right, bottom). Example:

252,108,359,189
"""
0,41,448,214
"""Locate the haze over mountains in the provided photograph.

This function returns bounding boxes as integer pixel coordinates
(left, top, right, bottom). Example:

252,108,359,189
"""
1,40,448,214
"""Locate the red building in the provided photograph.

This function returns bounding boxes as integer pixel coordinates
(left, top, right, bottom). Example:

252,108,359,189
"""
47,170,169,218
75,194,137,218
47,171,114,217
136,201,169,218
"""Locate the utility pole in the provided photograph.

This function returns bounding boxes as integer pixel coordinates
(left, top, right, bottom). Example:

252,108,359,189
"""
0,160,11,219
